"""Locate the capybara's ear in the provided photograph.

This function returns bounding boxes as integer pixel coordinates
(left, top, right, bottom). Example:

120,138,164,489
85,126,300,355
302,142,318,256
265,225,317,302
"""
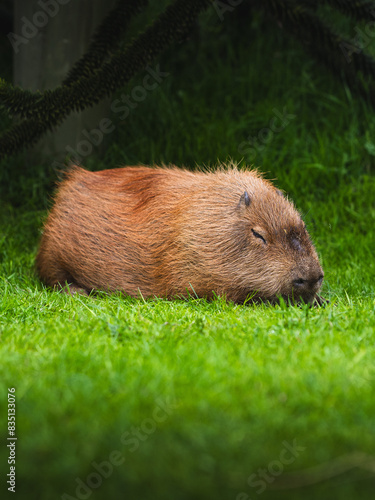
238,191,251,209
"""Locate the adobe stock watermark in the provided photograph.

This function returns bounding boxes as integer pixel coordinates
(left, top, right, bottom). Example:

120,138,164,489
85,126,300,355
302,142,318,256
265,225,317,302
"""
213,0,244,21
339,9,375,63
236,439,306,499
52,64,169,170
61,397,176,500
237,107,296,161
8,0,72,54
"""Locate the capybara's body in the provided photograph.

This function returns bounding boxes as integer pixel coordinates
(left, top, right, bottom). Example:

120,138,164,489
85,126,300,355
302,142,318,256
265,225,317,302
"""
36,165,324,304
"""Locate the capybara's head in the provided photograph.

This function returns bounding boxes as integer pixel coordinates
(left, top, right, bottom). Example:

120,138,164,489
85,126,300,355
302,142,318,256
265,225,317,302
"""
234,178,323,304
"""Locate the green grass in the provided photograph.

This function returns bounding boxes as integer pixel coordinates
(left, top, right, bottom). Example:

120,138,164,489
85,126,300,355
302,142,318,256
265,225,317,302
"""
1,7,375,500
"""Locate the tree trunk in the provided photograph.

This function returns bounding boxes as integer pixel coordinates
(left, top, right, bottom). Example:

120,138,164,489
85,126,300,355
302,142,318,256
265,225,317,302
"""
13,0,116,164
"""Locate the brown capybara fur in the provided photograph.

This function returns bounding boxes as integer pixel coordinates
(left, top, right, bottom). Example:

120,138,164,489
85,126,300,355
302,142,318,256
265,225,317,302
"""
36,164,324,304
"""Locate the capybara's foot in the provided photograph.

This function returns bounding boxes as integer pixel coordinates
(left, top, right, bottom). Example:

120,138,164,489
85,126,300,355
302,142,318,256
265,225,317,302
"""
55,283,90,296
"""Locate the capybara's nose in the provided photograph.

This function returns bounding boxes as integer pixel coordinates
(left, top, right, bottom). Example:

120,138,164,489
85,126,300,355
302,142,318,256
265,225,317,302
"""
292,274,323,303
293,275,323,288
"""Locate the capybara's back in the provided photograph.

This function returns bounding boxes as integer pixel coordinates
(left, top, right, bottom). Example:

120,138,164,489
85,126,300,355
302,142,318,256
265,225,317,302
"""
36,164,324,303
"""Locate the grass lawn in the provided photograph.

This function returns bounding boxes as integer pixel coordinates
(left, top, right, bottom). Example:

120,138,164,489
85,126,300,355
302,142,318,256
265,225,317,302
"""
1,6,375,500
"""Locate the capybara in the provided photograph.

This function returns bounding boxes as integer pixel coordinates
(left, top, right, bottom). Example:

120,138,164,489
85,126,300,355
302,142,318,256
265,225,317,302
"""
36,164,324,304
